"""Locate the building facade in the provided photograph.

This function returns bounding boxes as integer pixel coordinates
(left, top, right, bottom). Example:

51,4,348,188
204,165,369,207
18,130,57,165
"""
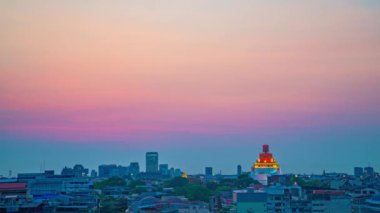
205,167,213,177
146,152,159,173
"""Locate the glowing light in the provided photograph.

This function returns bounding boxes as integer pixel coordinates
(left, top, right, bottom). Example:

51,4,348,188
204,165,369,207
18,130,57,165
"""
181,172,188,179
251,145,281,175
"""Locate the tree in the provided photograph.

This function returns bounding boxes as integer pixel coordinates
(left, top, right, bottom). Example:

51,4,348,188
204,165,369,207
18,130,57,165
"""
216,185,232,193
164,177,189,188
235,174,255,188
100,196,128,213
94,177,126,189
290,175,329,188
128,180,146,189
130,187,147,194
174,183,210,202
206,182,218,191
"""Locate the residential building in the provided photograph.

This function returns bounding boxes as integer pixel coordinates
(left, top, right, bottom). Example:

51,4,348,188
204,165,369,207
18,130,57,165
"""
311,190,351,213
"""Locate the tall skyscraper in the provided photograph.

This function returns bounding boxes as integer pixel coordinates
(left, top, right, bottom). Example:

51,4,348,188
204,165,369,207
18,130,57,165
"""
146,152,159,173
237,165,242,176
205,167,213,176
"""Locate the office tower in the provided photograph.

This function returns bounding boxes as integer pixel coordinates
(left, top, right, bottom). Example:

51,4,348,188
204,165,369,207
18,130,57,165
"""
146,152,159,173
170,167,175,177
116,166,129,177
354,167,363,177
237,165,242,176
98,164,117,178
90,170,97,178
364,167,374,177
205,167,213,176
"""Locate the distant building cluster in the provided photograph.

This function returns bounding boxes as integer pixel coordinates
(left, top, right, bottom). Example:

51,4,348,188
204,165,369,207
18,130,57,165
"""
96,152,183,180
0,147,379,212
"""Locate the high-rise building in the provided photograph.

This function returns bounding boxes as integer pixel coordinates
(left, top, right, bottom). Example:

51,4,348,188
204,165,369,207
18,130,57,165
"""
251,144,281,185
73,164,89,177
146,152,159,173
98,164,130,177
364,167,374,177
237,165,242,176
61,167,74,176
354,167,363,177
170,167,175,177
116,166,129,177
174,168,182,177
129,162,140,176
98,164,117,178
205,167,213,176
159,164,169,175
61,165,89,177
90,169,97,178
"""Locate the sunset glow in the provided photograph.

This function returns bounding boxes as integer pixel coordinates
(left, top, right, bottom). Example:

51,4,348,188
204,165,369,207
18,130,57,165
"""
1,1,379,174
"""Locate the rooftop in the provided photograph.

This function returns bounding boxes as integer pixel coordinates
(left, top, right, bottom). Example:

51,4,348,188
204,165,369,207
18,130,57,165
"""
0,182,27,191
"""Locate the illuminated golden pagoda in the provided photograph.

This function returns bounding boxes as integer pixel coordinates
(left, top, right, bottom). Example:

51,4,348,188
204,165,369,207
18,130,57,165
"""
181,172,188,179
251,144,281,185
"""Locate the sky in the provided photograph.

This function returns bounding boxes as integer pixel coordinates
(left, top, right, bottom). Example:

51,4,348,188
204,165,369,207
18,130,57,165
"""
1,1,380,176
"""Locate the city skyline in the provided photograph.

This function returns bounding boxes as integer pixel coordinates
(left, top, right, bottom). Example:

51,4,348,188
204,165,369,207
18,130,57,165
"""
1,1,380,176
1,143,378,177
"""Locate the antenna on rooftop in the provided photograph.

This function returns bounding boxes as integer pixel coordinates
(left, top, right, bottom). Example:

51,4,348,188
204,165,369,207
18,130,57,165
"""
39,160,46,173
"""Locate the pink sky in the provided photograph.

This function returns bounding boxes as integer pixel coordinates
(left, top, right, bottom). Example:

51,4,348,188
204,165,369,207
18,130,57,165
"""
1,1,380,142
